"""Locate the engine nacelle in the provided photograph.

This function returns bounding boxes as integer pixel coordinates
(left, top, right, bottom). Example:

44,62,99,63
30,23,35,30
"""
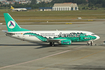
60,39,71,45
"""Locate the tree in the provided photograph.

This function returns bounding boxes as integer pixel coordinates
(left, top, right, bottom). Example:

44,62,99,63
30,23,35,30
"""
7,0,13,1
0,2,2,4
31,0,37,4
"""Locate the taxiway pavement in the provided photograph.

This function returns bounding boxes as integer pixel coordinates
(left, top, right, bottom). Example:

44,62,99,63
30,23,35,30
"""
0,21,105,70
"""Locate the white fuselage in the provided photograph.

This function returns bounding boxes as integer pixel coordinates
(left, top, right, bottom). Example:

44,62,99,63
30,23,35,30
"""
7,30,100,43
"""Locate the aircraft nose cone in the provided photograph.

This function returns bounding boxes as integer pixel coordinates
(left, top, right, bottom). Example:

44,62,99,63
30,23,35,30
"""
94,35,100,40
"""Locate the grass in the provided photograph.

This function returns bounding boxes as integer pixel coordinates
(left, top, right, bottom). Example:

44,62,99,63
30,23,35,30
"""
0,10,105,25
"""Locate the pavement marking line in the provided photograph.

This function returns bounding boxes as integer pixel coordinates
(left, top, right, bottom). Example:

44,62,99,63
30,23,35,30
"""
0,46,84,70
0,50,70,70
80,49,105,59
59,49,105,64
36,46,86,70
37,67,47,70
36,49,105,70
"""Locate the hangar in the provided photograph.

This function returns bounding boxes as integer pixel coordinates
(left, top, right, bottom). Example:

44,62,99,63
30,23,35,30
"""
52,3,78,11
39,7,52,11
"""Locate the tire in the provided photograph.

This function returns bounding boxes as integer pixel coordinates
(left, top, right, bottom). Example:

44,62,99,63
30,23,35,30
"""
50,42,54,46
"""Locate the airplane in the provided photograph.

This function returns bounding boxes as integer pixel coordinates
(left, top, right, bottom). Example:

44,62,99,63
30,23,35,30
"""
3,13,100,46
11,6,27,11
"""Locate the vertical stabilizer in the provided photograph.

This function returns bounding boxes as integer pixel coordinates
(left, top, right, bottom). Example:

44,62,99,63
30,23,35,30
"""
4,13,30,32
11,6,14,9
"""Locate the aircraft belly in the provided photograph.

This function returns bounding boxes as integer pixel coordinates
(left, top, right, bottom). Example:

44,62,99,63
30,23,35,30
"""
10,35,24,40
11,35,41,42
23,35,41,42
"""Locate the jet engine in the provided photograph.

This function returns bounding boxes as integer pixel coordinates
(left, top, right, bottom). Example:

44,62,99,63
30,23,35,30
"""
60,39,71,45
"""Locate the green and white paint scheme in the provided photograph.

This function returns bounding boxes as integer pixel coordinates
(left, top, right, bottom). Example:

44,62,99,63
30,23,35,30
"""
3,13,100,46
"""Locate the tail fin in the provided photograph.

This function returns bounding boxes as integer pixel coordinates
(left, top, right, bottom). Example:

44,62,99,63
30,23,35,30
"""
4,13,30,32
11,6,14,9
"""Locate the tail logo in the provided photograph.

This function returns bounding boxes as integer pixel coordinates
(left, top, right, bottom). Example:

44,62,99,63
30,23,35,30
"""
8,21,15,29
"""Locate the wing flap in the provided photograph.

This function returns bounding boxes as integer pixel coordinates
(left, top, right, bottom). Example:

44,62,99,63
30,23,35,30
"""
47,39,66,42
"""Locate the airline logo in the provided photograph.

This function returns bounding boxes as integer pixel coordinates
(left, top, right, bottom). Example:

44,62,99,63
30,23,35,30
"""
8,21,15,29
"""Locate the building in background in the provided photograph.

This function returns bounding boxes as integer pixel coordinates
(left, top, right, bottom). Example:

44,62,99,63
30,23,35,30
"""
37,0,52,4
1,1,15,4
15,0,20,2
39,7,52,11
39,3,79,11
15,0,26,1
0,0,7,2
52,3,78,11
0,0,31,4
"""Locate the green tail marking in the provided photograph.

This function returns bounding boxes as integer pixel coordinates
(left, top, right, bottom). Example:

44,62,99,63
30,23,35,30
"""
4,13,30,32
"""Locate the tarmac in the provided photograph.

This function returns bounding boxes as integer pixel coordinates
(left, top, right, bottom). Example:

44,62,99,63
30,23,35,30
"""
0,21,105,70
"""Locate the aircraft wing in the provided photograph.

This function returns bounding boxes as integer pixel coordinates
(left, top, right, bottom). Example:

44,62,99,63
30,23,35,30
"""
47,38,72,45
47,39,67,42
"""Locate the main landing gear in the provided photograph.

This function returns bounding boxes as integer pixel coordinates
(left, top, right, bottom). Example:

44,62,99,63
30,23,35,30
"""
49,42,55,46
87,41,93,46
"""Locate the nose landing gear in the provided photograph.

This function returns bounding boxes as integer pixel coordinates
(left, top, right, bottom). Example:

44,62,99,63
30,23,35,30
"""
87,41,93,46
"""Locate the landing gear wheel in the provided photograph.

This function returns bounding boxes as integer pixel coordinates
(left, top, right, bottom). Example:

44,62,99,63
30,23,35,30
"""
87,41,90,45
50,42,54,46
87,41,93,46
90,41,93,46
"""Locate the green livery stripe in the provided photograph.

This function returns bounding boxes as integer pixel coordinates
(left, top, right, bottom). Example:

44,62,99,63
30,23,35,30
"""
57,33,96,42
24,33,47,42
